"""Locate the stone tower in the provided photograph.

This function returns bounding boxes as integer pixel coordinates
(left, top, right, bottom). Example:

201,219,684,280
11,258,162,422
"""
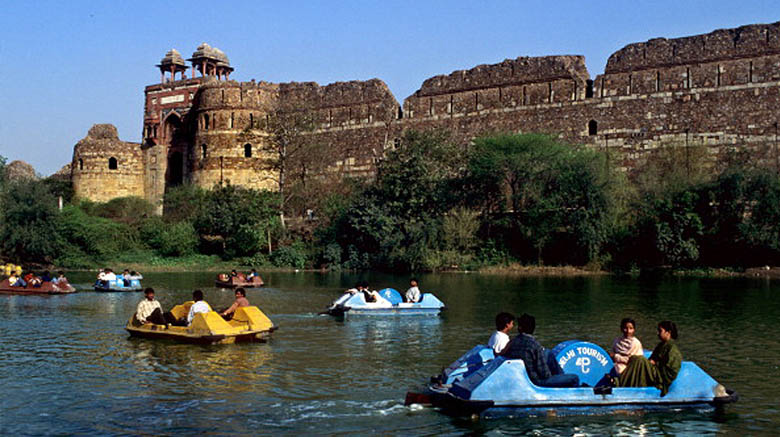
71,124,144,202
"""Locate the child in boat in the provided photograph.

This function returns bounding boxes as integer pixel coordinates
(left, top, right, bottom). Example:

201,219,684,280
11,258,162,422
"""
617,321,682,396
405,278,421,303
488,312,515,354
610,317,644,375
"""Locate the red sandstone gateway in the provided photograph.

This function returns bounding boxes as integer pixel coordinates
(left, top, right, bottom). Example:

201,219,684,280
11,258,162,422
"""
0,279,77,295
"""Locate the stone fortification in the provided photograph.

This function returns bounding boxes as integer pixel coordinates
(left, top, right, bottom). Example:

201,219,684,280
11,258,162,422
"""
71,21,780,207
72,124,144,202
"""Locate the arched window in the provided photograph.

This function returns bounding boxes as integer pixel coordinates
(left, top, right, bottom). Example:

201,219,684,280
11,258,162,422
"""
108,157,118,170
204,114,209,130
244,143,252,158
201,144,207,160
588,120,598,136
78,158,83,170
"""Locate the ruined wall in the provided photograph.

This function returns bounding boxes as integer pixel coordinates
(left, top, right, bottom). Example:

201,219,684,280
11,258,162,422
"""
71,124,145,202
71,21,780,206
399,22,780,171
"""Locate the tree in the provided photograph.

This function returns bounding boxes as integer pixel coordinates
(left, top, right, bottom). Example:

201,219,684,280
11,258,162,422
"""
241,107,324,228
0,179,64,262
192,184,279,258
468,133,617,265
321,130,464,270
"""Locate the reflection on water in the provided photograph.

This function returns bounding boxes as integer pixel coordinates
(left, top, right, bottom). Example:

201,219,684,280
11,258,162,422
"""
1,271,778,435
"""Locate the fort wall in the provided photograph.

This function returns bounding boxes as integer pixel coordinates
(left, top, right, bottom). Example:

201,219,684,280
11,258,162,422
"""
71,21,780,206
71,124,145,202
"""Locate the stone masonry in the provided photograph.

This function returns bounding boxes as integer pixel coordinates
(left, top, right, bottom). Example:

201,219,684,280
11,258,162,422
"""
71,22,780,208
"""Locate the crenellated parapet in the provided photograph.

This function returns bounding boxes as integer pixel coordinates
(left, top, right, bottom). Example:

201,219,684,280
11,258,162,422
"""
71,22,780,207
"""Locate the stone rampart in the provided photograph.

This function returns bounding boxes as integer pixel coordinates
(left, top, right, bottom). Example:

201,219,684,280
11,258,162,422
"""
70,21,780,206
72,124,145,202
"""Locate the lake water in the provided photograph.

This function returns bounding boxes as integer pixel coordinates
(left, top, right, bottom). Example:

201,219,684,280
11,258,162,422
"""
0,271,777,435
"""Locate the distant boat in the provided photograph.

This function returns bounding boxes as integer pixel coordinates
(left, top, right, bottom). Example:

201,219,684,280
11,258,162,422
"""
94,277,142,292
323,287,445,317
0,279,76,295
215,274,264,289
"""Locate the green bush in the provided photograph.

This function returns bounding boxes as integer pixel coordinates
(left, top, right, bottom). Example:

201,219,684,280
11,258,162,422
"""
57,205,140,262
141,218,198,257
270,241,308,269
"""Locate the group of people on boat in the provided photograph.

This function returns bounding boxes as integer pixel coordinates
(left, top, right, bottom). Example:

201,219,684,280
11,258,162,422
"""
488,312,682,394
344,279,423,304
217,269,262,284
135,287,251,326
96,268,143,287
7,269,69,288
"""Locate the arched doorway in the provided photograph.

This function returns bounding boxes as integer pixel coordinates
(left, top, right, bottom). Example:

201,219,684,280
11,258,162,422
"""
168,151,183,186
162,113,188,189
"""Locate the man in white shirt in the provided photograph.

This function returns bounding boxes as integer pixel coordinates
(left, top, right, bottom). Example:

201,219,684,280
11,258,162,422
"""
103,269,117,282
136,288,166,325
488,312,515,354
405,278,421,303
187,289,211,325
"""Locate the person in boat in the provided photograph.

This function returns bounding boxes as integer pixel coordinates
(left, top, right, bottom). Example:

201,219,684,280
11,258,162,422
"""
52,271,68,285
187,289,212,325
217,273,230,282
220,288,250,320
121,269,132,286
405,278,421,303
360,281,375,302
7,271,26,287
500,313,580,388
41,271,53,282
126,270,143,280
136,288,176,325
610,317,644,375
24,271,42,287
247,269,258,279
96,268,116,288
488,312,515,354
617,321,682,396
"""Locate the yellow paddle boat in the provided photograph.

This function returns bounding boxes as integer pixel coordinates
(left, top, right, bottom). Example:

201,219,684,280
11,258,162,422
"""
126,301,276,344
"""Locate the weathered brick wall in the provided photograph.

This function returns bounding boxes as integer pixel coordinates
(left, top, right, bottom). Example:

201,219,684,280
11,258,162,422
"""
71,124,145,202
72,21,780,206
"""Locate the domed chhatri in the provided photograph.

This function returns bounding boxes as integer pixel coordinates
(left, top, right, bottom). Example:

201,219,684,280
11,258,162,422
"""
159,49,186,67
157,48,188,82
188,42,233,80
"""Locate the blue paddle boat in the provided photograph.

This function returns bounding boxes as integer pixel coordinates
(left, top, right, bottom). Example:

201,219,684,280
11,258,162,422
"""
94,276,143,292
405,340,737,417
324,288,445,316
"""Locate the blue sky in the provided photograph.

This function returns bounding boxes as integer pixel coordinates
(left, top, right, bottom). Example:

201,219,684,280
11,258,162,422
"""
0,0,777,175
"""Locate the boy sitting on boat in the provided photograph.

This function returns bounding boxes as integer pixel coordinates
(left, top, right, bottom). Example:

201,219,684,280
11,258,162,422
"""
500,313,580,388
488,312,514,354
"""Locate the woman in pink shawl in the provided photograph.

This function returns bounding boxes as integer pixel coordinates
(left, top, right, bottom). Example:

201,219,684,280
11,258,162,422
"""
610,317,643,374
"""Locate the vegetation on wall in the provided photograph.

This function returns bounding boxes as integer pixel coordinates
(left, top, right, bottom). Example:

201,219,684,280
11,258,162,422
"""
3,130,780,273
